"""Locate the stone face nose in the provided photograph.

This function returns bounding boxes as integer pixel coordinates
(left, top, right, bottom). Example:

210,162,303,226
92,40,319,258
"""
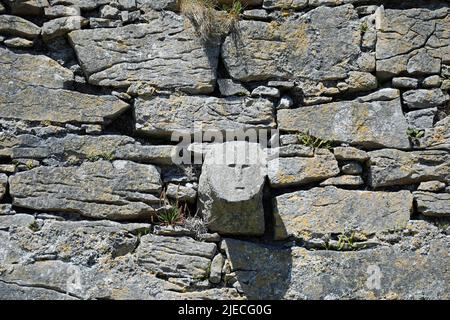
198,141,267,236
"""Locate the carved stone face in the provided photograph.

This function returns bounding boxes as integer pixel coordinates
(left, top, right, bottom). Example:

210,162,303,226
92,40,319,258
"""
202,141,267,202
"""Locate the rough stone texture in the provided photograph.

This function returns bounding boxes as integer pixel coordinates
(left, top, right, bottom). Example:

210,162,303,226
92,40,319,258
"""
406,108,437,129
0,48,129,127
333,147,369,162
417,181,446,192
376,7,450,79
135,95,275,137
268,149,339,188
9,160,163,220
68,11,220,93
368,149,450,188
42,16,87,41
0,174,7,201
198,142,266,236
420,116,450,150
278,98,410,149
222,5,363,87
0,134,176,165
402,89,449,109
273,187,412,240
0,15,41,39
414,191,450,217
319,175,364,187
223,228,448,299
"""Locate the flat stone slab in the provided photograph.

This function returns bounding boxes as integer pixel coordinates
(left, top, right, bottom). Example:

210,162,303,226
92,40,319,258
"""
368,149,450,188
222,5,363,84
413,191,450,217
68,11,220,93
0,48,129,126
9,160,163,220
268,149,339,188
135,95,275,138
273,186,413,239
278,98,410,149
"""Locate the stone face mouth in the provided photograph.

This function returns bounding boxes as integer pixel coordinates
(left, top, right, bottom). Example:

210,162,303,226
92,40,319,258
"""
0,0,448,300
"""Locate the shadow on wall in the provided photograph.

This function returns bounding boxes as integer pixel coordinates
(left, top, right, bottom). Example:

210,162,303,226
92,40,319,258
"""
223,233,293,300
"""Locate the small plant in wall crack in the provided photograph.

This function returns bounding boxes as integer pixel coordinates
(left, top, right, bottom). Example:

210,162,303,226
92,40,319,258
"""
406,127,424,145
297,131,332,149
157,189,188,226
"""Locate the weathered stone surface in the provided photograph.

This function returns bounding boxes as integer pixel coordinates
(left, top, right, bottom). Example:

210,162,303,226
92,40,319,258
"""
414,191,450,217
223,229,448,299
278,98,410,149
406,108,437,129
319,175,364,187
420,116,450,150
4,37,34,48
273,187,412,239
368,149,450,188
268,149,339,188
166,183,197,203
9,160,163,220
136,234,216,280
0,134,176,165
0,174,7,201
403,89,449,109
135,95,275,137
341,162,363,175
345,71,377,93
198,142,267,236
333,147,369,162
44,5,80,17
263,0,307,9
42,16,87,41
417,181,446,192
0,48,129,127
8,0,49,15
217,79,250,97
376,7,450,78
209,254,224,284
0,15,41,39
222,5,362,85
68,11,220,93
392,77,418,89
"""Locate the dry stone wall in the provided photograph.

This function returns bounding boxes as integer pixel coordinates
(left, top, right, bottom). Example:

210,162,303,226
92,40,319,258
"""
0,0,449,300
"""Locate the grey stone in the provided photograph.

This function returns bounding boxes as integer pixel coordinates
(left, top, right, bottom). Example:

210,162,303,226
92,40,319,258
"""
99,4,120,19
278,98,410,149
42,16,88,41
0,174,7,201
209,254,224,284
166,183,197,203
9,160,163,220
420,116,450,151
376,7,449,79
89,18,123,28
406,108,437,129
217,79,250,97
136,234,216,280
135,95,275,138
417,181,446,192
0,48,129,128
0,164,16,174
345,71,377,93
333,147,369,162
279,134,299,146
319,175,364,187
0,204,15,215
137,0,178,10
3,37,34,48
198,142,267,236
0,3,5,13
242,9,268,20
68,11,220,93
368,149,450,188
277,95,294,110
341,162,363,175
403,89,449,109
268,149,339,188
275,144,314,158
251,86,280,98
392,77,419,89
422,75,443,88
0,214,35,230
222,232,448,299
355,88,400,103
8,0,49,15
0,134,176,165
0,15,41,39
273,187,412,239
222,5,363,85
44,5,80,17
262,0,307,9
414,192,450,217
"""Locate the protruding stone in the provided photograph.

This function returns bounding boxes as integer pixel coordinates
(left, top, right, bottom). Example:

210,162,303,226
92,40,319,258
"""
9,160,163,220
198,142,267,236
406,108,437,129
209,254,225,284
217,79,250,97
341,162,363,175
273,187,413,239
392,77,418,89
414,192,450,217
166,183,197,203
278,98,410,149
0,15,41,39
0,174,7,201
368,149,450,188
42,16,87,41
417,181,446,192
333,147,369,162
403,89,449,109
319,175,364,187
268,149,339,188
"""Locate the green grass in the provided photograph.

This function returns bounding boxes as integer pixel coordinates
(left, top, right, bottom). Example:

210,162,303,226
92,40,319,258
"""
297,131,332,149
406,127,425,139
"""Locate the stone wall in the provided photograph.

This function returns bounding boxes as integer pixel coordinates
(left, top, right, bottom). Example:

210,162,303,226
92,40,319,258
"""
0,0,448,299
